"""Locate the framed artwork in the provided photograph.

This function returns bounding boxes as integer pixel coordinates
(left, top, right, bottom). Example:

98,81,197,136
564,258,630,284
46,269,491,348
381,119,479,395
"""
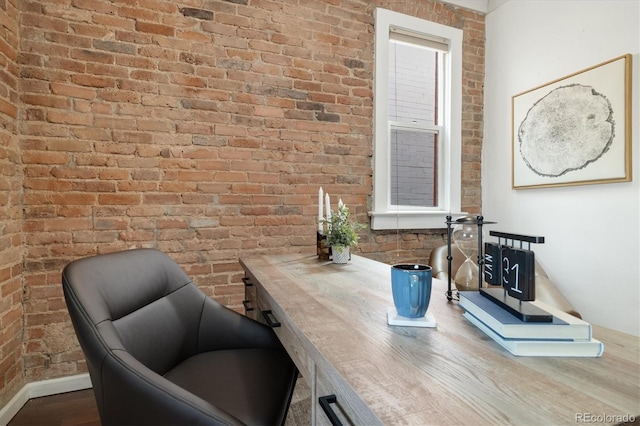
512,54,632,189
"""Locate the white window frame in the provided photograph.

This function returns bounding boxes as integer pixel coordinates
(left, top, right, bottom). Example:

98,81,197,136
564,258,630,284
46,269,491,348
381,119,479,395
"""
370,8,466,230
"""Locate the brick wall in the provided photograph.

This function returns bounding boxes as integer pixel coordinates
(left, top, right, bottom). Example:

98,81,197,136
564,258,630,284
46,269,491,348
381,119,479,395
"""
0,0,484,398
0,0,23,408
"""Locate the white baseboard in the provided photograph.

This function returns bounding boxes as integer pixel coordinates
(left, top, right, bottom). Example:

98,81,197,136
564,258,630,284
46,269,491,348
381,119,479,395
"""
0,373,92,426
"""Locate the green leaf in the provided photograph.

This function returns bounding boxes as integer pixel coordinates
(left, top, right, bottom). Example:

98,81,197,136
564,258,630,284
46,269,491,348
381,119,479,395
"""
319,204,365,248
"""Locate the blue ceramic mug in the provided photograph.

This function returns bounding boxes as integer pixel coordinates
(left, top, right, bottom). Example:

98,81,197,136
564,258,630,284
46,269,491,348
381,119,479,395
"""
391,264,432,318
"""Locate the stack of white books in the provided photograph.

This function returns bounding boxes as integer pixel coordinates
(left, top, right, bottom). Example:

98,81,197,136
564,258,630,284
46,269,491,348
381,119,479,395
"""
459,291,603,357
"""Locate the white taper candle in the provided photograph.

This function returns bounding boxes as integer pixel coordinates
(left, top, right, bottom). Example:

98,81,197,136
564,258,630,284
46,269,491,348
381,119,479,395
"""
318,187,324,233
325,193,331,223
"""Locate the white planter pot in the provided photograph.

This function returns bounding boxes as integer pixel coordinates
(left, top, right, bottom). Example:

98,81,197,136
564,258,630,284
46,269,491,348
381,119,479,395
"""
331,246,350,264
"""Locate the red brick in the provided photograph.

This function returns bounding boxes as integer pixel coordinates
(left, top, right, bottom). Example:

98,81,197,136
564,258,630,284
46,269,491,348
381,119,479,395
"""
98,194,141,205
135,21,175,37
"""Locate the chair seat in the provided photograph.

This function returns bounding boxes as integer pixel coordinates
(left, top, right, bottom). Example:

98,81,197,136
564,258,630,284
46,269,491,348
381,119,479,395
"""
164,348,297,425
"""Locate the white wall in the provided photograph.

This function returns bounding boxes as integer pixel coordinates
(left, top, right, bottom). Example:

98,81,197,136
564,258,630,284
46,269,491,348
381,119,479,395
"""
483,0,640,336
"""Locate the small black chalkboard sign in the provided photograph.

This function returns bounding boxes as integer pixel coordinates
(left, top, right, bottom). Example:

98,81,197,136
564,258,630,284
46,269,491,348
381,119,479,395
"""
483,242,502,286
480,231,551,322
502,246,535,301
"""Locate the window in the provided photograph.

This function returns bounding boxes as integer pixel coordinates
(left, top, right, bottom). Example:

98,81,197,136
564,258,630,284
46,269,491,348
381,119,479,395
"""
370,8,464,230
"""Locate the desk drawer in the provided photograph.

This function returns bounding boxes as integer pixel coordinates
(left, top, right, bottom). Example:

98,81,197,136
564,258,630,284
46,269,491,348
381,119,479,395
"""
255,285,312,382
315,366,380,426
316,367,352,426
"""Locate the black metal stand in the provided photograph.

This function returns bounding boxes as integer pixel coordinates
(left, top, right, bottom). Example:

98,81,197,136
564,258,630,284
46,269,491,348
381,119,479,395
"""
446,215,454,301
476,217,486,290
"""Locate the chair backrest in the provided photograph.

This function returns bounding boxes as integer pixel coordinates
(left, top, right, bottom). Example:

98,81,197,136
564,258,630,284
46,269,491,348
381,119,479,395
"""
428,244,466,281
63,249,205,374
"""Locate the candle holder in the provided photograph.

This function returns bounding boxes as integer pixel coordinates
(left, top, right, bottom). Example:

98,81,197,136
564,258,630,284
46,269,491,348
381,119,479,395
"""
317,231,331,260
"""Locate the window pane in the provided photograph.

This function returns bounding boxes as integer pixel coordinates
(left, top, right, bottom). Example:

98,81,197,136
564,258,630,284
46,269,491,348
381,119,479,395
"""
388,40,438,126
390,128,438,207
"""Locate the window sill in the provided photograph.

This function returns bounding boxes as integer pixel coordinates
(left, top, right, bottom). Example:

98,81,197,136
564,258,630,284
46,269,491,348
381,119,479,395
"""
368,210,468,230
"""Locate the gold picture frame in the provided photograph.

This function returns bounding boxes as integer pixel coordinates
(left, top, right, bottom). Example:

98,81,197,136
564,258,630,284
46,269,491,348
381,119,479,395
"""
512,54,632,189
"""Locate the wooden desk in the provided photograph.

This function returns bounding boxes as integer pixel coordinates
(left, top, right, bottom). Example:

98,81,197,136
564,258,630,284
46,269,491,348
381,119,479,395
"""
240,253,640,425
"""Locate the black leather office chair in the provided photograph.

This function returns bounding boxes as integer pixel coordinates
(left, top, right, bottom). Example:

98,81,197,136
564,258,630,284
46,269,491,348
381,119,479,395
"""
62,248,298,425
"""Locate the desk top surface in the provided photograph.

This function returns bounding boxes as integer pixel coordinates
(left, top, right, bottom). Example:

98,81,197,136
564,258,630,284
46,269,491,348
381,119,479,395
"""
240,253,640,425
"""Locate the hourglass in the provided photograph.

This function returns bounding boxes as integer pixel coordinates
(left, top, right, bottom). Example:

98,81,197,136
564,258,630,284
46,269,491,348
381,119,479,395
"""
452,220,482,291
444,215,495,300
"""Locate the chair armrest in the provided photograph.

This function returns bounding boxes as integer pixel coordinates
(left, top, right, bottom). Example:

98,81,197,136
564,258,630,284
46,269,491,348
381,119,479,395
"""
196,297,282,353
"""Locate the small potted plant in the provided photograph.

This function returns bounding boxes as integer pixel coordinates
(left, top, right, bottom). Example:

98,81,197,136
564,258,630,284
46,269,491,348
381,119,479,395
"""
321,202,364,264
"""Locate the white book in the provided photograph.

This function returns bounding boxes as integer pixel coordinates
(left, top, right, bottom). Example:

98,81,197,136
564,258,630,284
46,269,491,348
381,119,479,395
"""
463,311,604,357
459,291,591,341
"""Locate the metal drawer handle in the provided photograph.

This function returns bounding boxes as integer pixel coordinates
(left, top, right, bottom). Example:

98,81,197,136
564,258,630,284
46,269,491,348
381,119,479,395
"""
242,277,253,287
319,394,343,426
242,300,253,312
261,310,281,328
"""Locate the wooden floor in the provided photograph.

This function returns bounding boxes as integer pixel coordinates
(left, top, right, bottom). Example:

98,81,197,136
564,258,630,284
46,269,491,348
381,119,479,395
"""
7,389,100,426
7,381,312,425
